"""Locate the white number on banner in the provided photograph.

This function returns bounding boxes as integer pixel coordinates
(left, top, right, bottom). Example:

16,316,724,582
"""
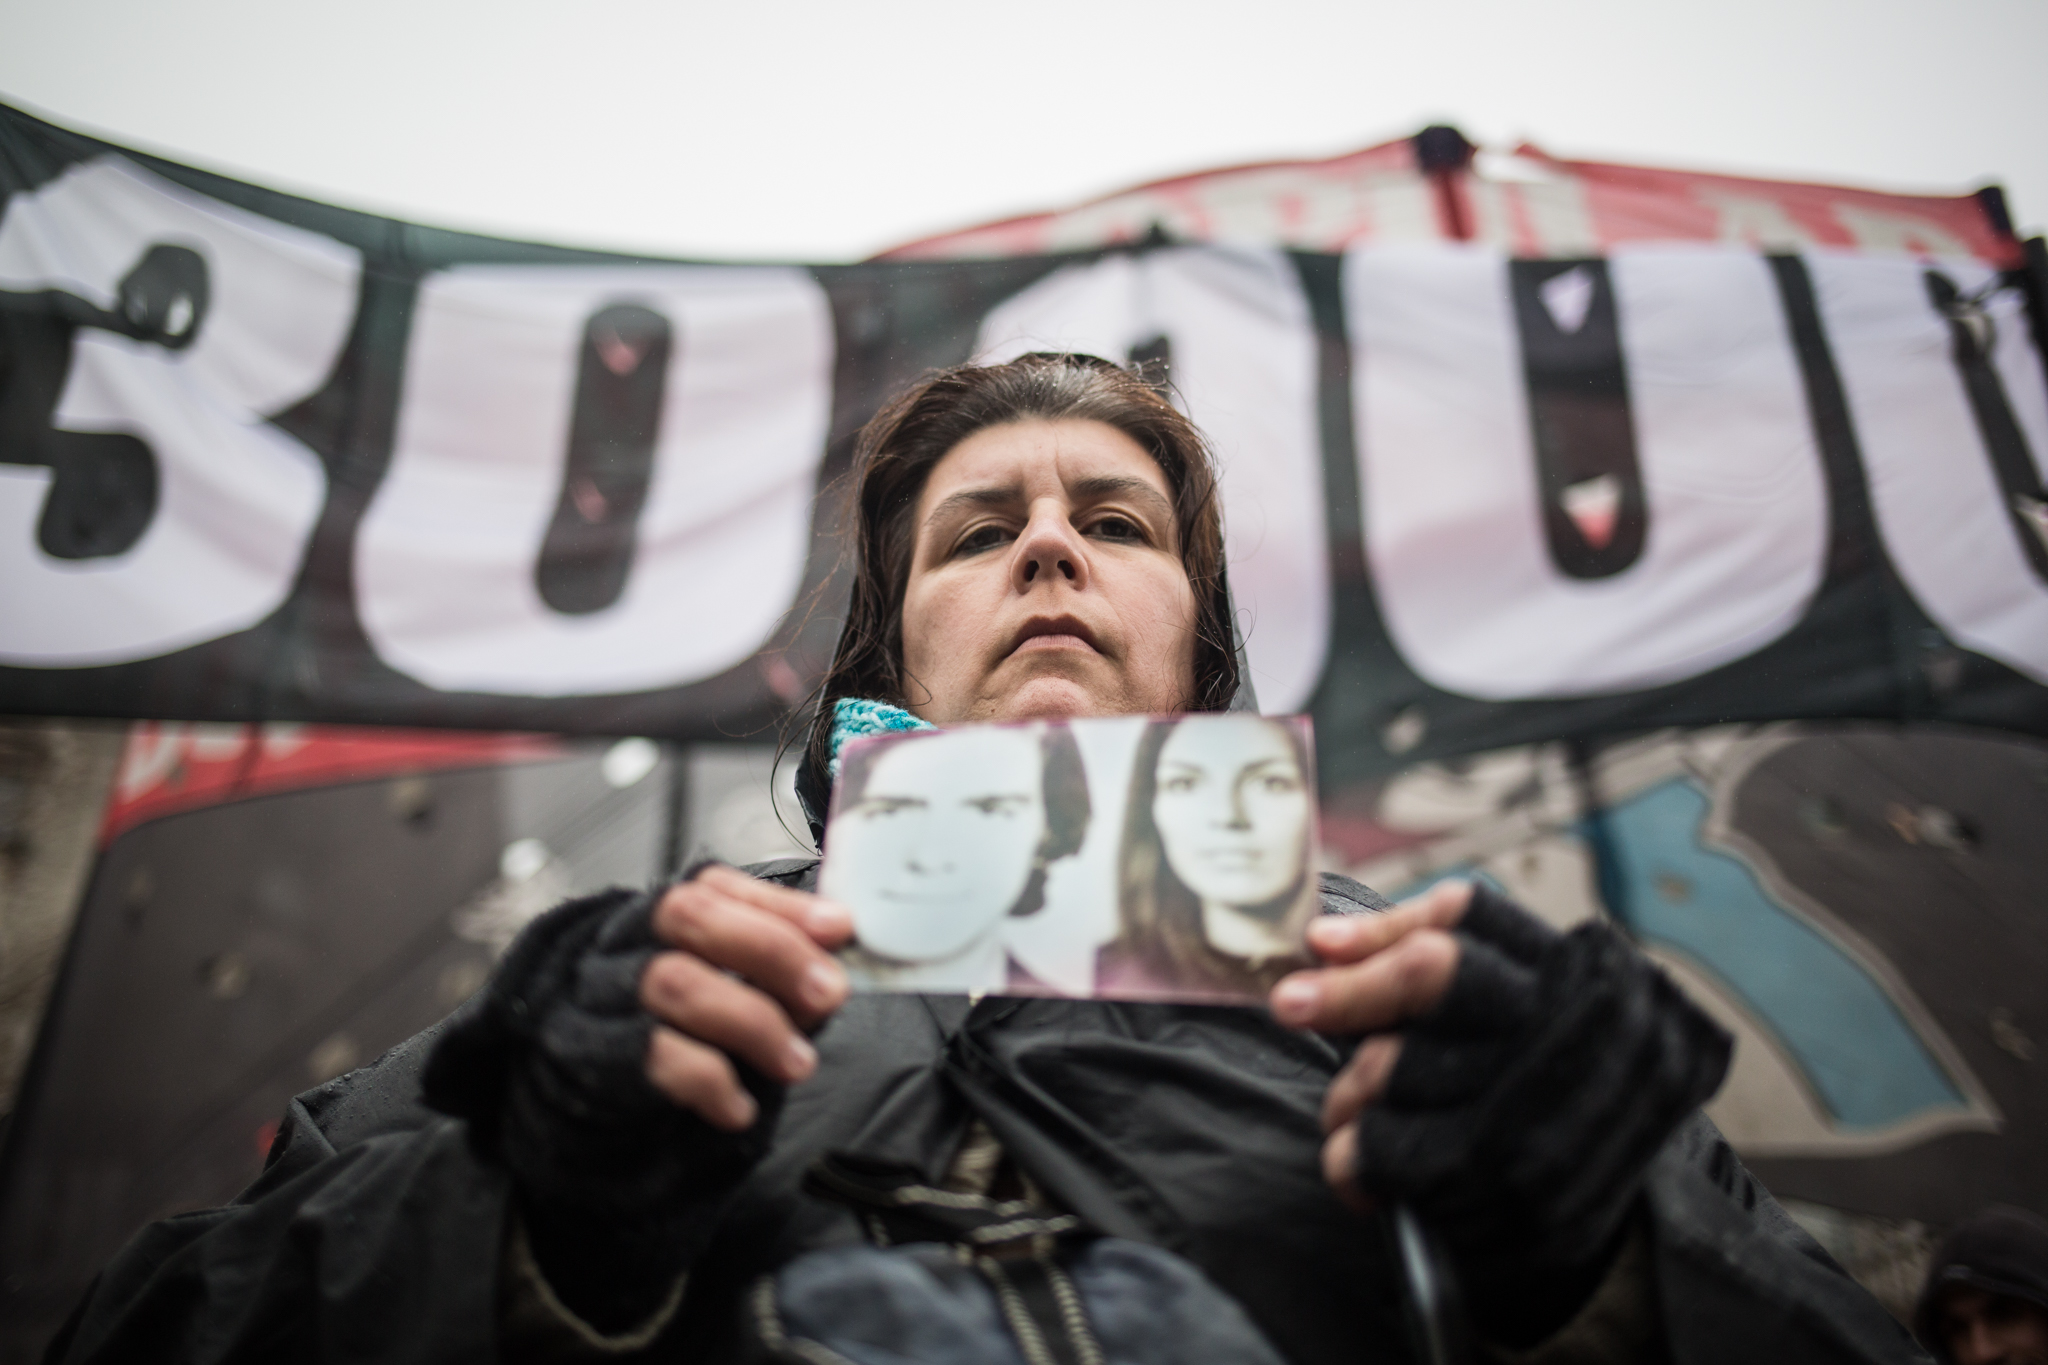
0,157,359,664
1348,245,1828,699
1810,255,2048,683
975,248,1328,714
356,266,832,695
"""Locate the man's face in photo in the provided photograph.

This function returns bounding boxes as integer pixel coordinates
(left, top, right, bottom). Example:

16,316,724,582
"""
826,728,1046,963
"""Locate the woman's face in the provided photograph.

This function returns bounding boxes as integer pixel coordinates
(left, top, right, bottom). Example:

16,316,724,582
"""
898,419,1198,725
1151,719,1311,912
825,728,1047,962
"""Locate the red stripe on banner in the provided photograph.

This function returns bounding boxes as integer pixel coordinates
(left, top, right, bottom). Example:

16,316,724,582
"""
1532,147,2023,266
97,723,564,845
879,132,2018,265
876,137,1421,259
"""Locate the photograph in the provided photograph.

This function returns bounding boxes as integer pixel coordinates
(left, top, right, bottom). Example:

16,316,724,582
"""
1099,714,1321,1001
820,713,1319,1002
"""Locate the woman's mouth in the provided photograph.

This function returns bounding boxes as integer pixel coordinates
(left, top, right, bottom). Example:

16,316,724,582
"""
1199,847,1264,871
1010,616,1101,657
1015,633,1092,652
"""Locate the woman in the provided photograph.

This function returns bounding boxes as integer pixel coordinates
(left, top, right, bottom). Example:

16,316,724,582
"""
51,353,1909,1365
821,722,1087,992
1101,715,1319,1001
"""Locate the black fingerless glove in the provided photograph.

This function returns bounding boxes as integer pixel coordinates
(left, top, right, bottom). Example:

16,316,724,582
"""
1351,885,1732,1347
422,871,784,1333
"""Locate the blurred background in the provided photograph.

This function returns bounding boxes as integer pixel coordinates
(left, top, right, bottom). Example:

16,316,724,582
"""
1,0,2045,1357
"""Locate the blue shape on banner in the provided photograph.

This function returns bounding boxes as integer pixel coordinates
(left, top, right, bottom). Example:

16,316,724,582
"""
1597,780,1964,1131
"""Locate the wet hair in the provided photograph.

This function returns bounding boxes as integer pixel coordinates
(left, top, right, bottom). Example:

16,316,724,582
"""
831,724,1091,917
1112,717,1314,992
797,353,1239,806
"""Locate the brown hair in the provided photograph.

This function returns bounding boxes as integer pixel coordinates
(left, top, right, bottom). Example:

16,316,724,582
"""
798,353,1240,804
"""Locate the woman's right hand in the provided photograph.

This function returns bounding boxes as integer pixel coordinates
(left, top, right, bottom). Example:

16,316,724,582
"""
639,865,855,1131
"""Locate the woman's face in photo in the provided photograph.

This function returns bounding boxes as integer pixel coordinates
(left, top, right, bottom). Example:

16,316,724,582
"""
828,728,1047,962
1151,720,1310,912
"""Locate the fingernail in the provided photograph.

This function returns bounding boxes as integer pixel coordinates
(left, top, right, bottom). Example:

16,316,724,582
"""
808,901,852,937
784,1035,818,1080
1308,916,1351,946
803,961,847,1010
725,1092,759,1130
1272,977,1320,1023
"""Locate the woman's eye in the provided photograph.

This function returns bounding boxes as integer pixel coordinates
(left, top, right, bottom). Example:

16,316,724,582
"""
956,525,1012,556
1090,516,1143,543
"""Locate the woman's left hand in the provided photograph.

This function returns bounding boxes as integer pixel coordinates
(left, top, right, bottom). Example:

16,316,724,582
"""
1267,880,1474,1207
1268,878,1732,1348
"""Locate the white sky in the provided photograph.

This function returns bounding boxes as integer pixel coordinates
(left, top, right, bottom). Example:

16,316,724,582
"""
1,0,2043,261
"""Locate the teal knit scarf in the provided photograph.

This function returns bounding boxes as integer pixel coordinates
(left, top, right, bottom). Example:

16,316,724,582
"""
827,697,935,779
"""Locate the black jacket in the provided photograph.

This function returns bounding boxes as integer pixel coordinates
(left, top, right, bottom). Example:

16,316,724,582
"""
50,862,1924,1365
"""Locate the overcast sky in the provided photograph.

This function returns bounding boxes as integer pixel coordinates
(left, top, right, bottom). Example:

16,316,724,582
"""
1,0,2042,261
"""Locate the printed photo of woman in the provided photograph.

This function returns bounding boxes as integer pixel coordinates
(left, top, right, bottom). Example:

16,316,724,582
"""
1098,714,1319,1001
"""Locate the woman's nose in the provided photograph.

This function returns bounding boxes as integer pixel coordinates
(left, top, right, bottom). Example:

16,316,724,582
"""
1011,506,1088,590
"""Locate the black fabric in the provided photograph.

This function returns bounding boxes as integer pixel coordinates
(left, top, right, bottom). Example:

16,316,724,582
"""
421,869,783,1334
1911,1205,2048,1358
1647,1114,1933,1365
1353,884,1735,1346
46,1041,507,1365
48,863,1920,1365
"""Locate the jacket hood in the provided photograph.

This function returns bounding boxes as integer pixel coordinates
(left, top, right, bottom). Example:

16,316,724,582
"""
1912,1205,2048,1360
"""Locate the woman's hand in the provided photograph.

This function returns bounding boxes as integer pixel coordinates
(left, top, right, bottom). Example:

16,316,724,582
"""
1268,880,1473,1207
1270,879,1731,1347
639,865,855,1131
419,865,862,1332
